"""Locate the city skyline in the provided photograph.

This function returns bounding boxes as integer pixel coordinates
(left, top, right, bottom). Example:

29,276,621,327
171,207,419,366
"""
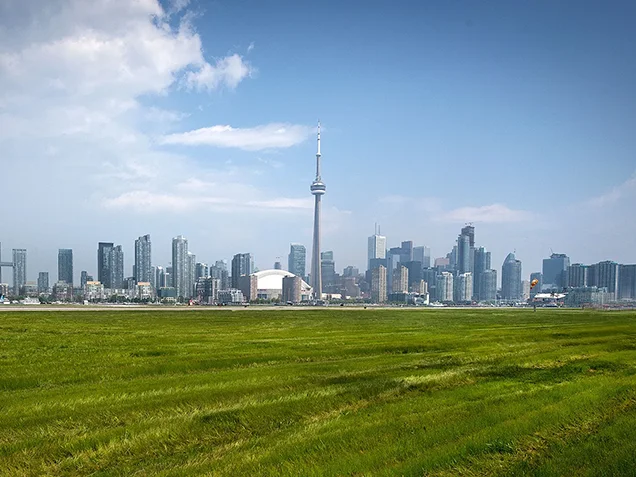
1,0,635,281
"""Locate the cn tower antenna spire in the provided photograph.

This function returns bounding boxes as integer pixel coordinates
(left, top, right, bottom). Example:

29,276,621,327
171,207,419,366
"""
316,120,321,180
310,119,326,300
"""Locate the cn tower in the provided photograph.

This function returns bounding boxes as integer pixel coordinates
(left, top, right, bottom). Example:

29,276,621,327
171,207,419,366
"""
310,122,326,300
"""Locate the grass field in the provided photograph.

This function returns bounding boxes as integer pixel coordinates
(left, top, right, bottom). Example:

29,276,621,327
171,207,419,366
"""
1,308,636,476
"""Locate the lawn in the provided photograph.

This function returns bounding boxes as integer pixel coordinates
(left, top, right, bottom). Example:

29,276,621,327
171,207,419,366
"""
1,308,636,476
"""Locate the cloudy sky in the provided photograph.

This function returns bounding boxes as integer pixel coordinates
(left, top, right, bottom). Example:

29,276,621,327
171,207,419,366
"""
1,0,635,284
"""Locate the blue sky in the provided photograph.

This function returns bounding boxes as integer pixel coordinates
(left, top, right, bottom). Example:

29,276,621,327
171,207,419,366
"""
0,0,635,283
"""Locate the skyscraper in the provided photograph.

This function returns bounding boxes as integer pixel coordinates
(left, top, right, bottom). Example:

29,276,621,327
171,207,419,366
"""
186,252,196,299
566,264,588,288
371,265,387,303
392,264,409,294
195,262,209,280
80,270,89,288
454,272,473,303
288,244,306,278
413,246,431,269
110,245,124,289
457,233,471,274
479,269,497,302
310,122,326,299
473,247,491,300
172,235,188,298
595,260,619,301
98,242,114,288
619,264,636,300
502,252,522,301
321,251,336,293
368,226,386,271
12,249,27,295
231,253,253,289
134,234,152,284
58,249,73,286
542,253,570,289
436,272,454,302
38,272,49,294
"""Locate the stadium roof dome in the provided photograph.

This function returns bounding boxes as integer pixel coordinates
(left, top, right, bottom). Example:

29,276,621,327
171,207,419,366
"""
253,269,312,292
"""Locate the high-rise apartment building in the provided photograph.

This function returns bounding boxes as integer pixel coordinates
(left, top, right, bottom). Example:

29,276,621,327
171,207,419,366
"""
80,270,89,288
436,272,454,302
502,252,522,301
110,245,124,289
172,235,188,298
566,264,588,288
392,263,409,293
542,253,570,289
454,272,473,303
595,261,619,301
343,266,359,278
231,253,253,289
473,247,491,300
38,272,49,294
413,246,431,269
371,265,387,303
98,242,114,288
479,269,497,302
210,261,230,290
456,234,472,274
186,252,196,299
618,264,636,300
195,262,208,280
134,234,152,284
58,249,73,286
12,249,27,295
282,275,302,303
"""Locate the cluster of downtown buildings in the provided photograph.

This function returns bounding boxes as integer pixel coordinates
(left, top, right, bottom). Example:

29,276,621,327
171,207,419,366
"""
1,129,634,307
1,226,634,307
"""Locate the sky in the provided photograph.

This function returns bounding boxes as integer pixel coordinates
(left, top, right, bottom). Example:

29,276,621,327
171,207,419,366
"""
1,0,635,285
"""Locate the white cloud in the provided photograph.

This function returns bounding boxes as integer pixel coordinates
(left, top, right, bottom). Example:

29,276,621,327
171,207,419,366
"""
103,190,315,214
184,53,253,91
161,123,314,150
587,172,636,207
440,204,534,224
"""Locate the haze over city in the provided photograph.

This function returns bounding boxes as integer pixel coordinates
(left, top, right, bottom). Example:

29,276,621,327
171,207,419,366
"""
1,0,635,281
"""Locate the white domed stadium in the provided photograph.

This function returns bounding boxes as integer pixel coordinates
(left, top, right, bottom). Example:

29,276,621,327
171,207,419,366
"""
252,269,313,301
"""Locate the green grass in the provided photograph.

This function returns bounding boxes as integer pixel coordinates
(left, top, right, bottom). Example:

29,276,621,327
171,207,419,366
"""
1,308,636,476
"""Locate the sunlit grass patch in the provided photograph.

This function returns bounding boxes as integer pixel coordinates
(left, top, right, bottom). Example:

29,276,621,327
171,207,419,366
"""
1,308,635,476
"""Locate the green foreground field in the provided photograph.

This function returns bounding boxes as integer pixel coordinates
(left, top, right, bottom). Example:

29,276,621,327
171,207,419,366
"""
2,309,636,476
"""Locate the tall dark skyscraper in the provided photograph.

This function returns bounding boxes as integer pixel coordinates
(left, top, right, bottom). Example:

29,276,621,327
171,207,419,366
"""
310,122,325,299
288,243,306,278
231,253,253,289
502,252,522,301
111,245,124,289
58,249,73,286
98,242,114,288
134,234,152,284
542,253,570,289
457,225,475,274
